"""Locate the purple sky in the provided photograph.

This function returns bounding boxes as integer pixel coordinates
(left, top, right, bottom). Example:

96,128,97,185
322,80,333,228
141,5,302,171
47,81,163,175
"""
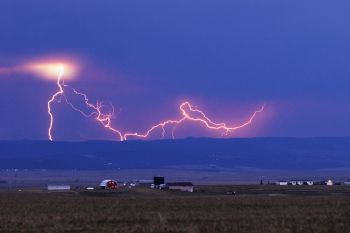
0,0,350,140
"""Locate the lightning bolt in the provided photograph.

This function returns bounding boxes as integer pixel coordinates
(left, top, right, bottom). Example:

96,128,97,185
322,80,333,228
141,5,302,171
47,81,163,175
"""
47,65,64,141
123,102,265,140
64,87,124,141
47,68,124,141
48,67,265,141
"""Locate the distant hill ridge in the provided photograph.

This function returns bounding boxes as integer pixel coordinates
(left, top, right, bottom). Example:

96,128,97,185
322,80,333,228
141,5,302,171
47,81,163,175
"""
0,137,350,170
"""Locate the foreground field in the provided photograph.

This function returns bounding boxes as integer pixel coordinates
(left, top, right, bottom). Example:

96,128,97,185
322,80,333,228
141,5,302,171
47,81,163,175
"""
1,187,350,233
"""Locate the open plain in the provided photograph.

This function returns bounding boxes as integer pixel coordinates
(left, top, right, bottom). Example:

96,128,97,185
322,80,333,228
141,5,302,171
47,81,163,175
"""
1,186,350,233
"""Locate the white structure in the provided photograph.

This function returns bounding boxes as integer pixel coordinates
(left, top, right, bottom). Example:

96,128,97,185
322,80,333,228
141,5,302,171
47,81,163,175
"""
326,180,333,186
47,185,71,191
276,181,288,186
167,182,194,192
290,180,313,185
306,181,314,185
138,180,153,186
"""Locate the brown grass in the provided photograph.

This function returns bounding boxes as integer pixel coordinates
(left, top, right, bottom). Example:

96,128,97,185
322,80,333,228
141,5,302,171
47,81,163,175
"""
1,187,350,233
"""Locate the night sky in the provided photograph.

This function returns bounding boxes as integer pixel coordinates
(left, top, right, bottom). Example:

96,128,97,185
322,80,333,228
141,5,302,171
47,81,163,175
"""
0,0,349,140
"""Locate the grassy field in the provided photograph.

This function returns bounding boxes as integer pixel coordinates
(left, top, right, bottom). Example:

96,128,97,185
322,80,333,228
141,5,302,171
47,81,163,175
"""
1,186,350,232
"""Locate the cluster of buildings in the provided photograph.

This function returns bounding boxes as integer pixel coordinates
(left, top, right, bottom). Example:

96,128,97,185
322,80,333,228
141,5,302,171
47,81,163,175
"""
274,179,348,186
47,176,194,192
97,176,194,192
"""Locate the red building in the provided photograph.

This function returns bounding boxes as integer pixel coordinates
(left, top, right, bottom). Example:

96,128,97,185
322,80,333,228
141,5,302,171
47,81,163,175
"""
99,180,118,189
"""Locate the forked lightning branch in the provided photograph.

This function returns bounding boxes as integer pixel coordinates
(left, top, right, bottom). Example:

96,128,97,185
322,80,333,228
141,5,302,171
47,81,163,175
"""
47,64,265,141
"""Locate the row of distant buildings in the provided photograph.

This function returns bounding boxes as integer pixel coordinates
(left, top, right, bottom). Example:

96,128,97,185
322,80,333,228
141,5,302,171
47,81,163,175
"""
275,179,350,186
98,176,194,192
48,176,194,192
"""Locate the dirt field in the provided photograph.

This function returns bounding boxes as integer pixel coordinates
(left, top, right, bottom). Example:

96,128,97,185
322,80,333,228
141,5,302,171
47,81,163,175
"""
1,186,350,233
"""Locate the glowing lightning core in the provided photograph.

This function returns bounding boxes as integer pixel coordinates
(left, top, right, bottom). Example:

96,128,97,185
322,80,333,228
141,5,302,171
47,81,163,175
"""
47,67,265,141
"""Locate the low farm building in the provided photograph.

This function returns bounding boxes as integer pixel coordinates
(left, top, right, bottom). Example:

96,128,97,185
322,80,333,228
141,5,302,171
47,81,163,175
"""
275,181,288,186
167,182,194,192
314,180,334,186
325,180,333,186
47,185,71,191
137,180,153,186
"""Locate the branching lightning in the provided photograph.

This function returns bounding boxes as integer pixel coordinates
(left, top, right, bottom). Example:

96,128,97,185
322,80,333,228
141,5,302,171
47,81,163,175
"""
46,65,265,141
46,66,123,141
64,87,124,141
123,102,265,140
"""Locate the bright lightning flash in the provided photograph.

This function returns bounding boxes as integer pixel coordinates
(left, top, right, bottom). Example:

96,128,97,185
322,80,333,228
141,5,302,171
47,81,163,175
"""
46,66,265,141
47,65,123,141
25,60,78,81
123,102,265,140
47,65,65,141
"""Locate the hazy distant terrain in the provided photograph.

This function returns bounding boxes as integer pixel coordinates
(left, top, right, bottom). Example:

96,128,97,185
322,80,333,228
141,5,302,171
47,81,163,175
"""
0,137,350,170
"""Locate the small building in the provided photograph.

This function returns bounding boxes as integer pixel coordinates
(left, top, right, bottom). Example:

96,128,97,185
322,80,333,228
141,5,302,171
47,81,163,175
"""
325,180,333,186
276,181,288,186
305,181,314,185
316,180,334,186
344,181,350,186
137,180,153,186
47,185,71,191
297,181,304,185
154,176,165,186
99,180,118,189
167,182,194,192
